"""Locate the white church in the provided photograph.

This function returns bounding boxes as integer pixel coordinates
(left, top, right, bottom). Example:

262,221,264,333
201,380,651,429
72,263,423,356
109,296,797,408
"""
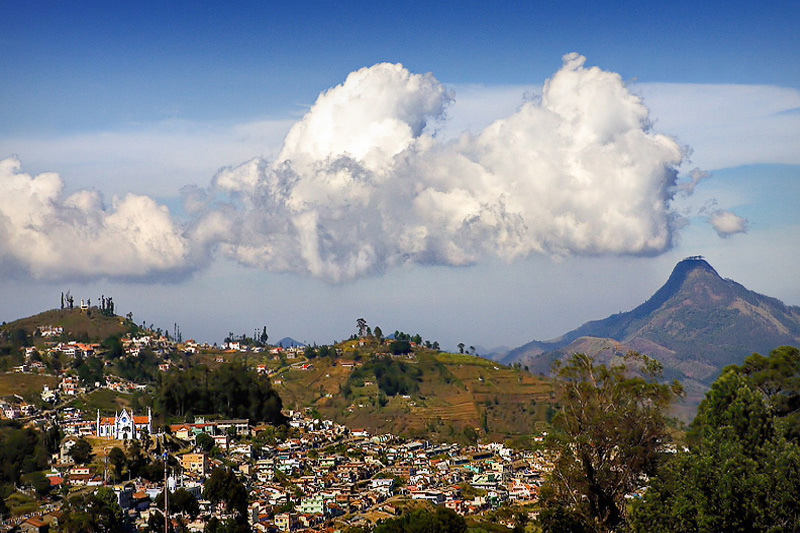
96,408,152,440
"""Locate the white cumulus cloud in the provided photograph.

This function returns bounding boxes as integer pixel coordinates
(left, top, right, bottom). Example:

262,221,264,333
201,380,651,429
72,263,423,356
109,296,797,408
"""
709,209,748,237
2,55,698,282
0,157,193,280
201,54,687,281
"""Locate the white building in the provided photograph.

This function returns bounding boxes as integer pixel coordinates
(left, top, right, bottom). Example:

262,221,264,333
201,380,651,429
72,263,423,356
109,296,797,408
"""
96,408,152,440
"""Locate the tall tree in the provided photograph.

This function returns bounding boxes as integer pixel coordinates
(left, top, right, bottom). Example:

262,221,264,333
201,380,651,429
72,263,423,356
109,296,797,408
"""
630,355,800,533
733,345,800,440
538,352,682,533
108,447,126,481
356,318,368,337
69,438,93,465
203,467,248,518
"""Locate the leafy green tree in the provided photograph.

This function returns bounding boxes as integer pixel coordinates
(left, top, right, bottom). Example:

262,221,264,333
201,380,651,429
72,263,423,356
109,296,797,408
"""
630,365,800,533
43,425,61,455
203,467,248,518
731,345,800,440
11,328,30,348
62,486,124,533
69,438,93,465
147,509,169,533
102,335,124,359
0,423,50,486
108,447,126,481
24,470,52,496
204,516,251,533
374,507,467,533
76,356,104,385
155,362,286,425
125,439,147,478
196,432,215,453
154,488,200,518
389,339,411,355
538,352,682,533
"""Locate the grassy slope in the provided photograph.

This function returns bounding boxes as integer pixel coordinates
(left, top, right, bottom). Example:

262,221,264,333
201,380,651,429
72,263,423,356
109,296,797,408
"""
274,346,554,443
1,308,130,344
65,388,134,413
0,373,59,401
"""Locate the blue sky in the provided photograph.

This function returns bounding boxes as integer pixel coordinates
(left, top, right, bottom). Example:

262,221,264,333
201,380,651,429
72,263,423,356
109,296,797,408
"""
1,1,798,350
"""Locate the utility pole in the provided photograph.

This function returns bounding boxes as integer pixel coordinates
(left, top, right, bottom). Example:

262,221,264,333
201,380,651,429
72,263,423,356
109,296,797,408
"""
163,449,168,533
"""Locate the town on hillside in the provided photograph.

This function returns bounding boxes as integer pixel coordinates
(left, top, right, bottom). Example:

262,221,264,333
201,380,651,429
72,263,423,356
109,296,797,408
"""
1,298,798,533
0,304,549,532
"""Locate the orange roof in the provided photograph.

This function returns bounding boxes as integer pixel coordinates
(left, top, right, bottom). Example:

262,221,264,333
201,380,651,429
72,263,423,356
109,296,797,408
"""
133,416,149,424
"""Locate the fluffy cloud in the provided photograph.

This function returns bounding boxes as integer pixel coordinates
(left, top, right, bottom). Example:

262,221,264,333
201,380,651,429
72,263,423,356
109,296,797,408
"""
709,210,748,237
2,55,699,282
206,54,686,281
0,157,192,279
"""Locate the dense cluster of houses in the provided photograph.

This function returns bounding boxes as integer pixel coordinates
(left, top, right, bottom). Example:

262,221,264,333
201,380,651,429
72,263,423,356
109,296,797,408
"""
3,324,549,531
14,408,549,532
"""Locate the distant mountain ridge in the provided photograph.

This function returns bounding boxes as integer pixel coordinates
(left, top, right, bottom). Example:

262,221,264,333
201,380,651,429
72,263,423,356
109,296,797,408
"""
276,337,305,348
504,258,800,399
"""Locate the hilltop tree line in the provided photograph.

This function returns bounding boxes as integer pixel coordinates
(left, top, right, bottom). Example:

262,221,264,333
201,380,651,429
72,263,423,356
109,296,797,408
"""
224,326,269,347
352,318,440,351
155,362,287,425
59,291,115,317
537,346,800,533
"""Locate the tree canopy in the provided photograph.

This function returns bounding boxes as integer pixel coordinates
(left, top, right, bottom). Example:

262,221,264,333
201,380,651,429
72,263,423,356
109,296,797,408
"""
155,362,286,424
203,467,248,518
374,506,467,533
630,346,800,532
538,352,683,533
61,486,125,533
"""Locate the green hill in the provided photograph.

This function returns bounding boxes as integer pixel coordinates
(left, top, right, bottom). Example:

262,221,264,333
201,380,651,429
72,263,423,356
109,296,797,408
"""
273,344,554,444
1,307,133,345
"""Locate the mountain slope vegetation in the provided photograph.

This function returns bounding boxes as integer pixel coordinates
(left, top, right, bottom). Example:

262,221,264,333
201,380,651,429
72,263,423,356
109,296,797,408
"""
505,257,800,405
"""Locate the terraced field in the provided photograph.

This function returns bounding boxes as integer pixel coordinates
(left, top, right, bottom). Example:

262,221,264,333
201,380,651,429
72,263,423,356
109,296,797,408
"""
276,348,555,443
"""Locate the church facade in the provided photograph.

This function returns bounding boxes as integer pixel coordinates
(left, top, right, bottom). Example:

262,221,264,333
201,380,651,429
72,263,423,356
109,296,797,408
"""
96,408,152,440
